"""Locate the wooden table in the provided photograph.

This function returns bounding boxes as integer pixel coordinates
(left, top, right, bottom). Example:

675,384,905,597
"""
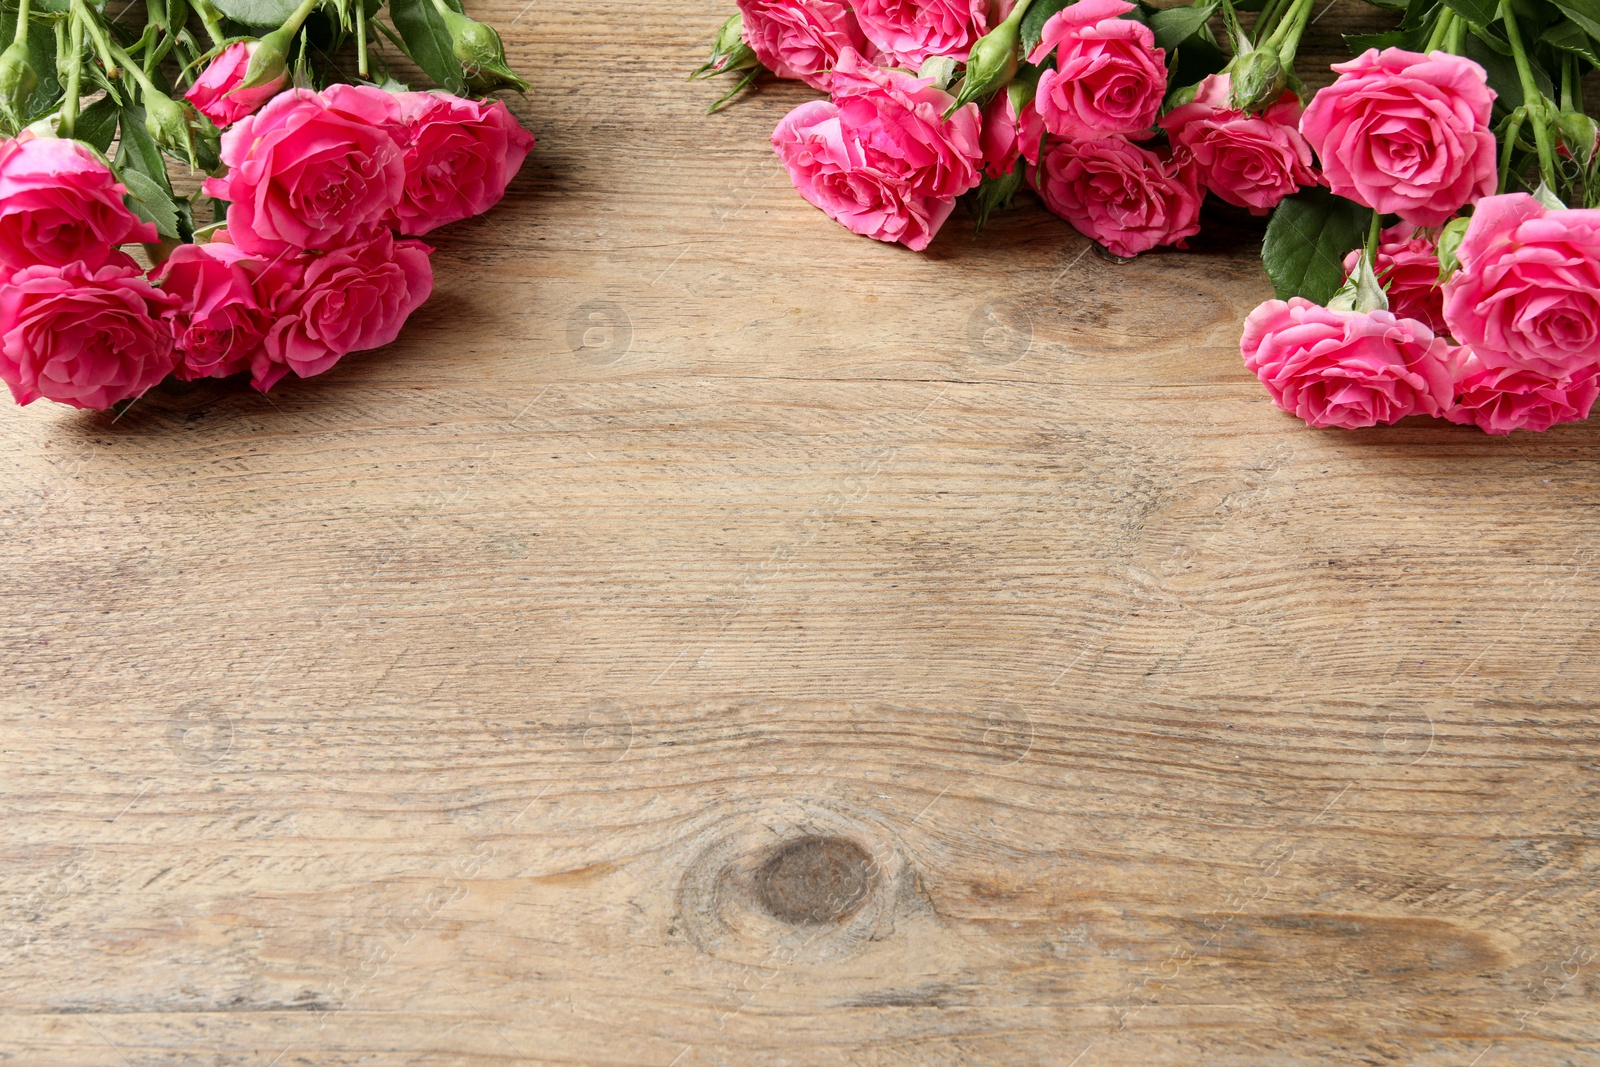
5,3,1600,1063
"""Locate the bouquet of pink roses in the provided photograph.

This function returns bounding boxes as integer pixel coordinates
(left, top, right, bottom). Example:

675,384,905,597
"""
0,0,533,411
696,0,1600,435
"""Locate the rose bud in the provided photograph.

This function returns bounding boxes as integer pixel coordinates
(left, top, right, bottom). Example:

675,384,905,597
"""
1327,249,1388,315
1554,109,1599,166
143,92,196,165
0,40,38,127
241,26,292,90
1434,215,1470,282
948,1,1027,111
186,41,288,127
692,13,759,80
1228,48,1289,113
441,9,530,93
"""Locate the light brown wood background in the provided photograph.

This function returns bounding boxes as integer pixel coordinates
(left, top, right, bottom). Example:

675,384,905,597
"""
5,2,1600,1063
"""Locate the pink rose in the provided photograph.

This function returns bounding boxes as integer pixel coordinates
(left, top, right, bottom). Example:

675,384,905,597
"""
202,87,405,255
1299,48,1497,227
736,0,869,91
0,258,178,409
1160,73,1318,214
184,41,287,127
1017,97,1048,165
1445,354,1600,434
980,88,1023,179
855,0,1000,67
1442,193,1600,378
771,48,983,251
1242,297,1458,429
155,241,273,382
383,92,534,236
253,230,433,391
0,136,157,272
1033,135,1203,258
1029,0,1166,139
1339,224,1447,336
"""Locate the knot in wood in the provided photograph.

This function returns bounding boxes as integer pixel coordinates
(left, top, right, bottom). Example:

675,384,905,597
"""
753,836,873,926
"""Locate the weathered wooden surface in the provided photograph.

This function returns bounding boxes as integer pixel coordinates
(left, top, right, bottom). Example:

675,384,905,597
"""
4,3,1600,1064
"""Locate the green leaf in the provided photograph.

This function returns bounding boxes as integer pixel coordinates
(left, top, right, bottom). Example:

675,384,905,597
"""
0,3,63,123
1346,25,1429,47
174,195,196,243
1168,33,1227,86
1440,0,1499,26
1544,16,1600,64
118,167,180,239
1552,0,1600,39
1463,28,1552,120
208,0,300,26
388,0,465,92
1261,188,1374,303
73,94,119,153
1149,1,1219,51
968,161,1026,234
1400,0,1441,29
86,64,126,103
187,110,222,172
1021,0,1073,55
114,104,175,196
1347,0,1436,50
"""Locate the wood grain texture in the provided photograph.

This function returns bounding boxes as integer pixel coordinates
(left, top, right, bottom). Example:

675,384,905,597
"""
5,3,1600,1064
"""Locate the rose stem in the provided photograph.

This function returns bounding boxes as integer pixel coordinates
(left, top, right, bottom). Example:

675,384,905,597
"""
1499,0,1557,189
1497,109,1527,195
1422,8,1454,54
60,14,83,137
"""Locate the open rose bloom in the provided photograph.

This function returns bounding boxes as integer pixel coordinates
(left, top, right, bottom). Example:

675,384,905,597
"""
737,0,870,91
1029,0,1166,140
0,0,534,413
203,87,409,255
1243,298,1459,429
386,92,535,235
1162,73,1318,214
1034,135,1202,258
0,79,531,410
0,259,179,409
855,0,1006,68
1446,356,1600,435
0,137,157,271
1443,193,1600,378
772,48,982,251
1340,225,1446,336
1299,49,1497,227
